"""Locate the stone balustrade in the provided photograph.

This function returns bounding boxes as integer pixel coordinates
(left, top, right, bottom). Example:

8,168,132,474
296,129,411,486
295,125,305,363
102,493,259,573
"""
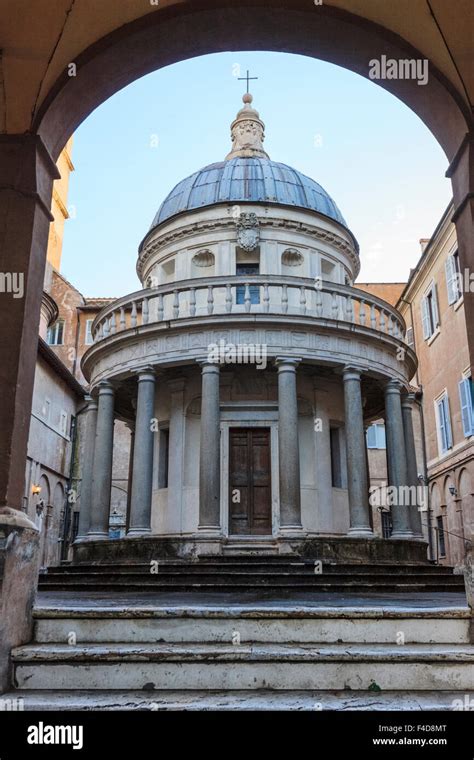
91,276,406,344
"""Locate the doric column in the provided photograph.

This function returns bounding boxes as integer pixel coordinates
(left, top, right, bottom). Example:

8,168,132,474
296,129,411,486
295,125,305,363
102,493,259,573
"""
124,422,135,534
167,378,186,533
342,366,374,537
128,368,156,536
88,381,115,538
401,393,424,538
276,357,302,530
385,380,414,539
198,362,221,530
76,395,98,539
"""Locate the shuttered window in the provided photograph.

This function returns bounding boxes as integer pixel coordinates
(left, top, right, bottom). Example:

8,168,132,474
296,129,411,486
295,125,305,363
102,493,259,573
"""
459,377,474,438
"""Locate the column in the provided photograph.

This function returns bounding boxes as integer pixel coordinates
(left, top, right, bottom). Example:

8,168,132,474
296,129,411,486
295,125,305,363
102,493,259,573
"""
198,362,221,530
124,422,135,534
385,380,414,539
401,393,424,538
276,358,302,530
342,366,374,537
76,395,98,539
167,378,186,533
88,381,115,538
128,368,156,536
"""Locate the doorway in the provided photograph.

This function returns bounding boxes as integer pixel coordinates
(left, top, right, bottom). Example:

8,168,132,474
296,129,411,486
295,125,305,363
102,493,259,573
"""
229,427,272,535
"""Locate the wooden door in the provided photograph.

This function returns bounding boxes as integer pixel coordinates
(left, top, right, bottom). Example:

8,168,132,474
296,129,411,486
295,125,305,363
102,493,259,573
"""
229,428,272,535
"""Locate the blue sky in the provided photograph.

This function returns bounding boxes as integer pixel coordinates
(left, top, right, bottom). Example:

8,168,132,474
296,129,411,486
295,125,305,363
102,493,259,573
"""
61,51,452,297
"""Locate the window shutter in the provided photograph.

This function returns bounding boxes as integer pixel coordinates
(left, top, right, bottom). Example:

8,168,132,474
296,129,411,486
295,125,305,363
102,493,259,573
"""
406,326,414,347
443,396,453,449
437,398,448,453
445,256,457,305
431,283,440,327
421,297,430,339
459,378,474,437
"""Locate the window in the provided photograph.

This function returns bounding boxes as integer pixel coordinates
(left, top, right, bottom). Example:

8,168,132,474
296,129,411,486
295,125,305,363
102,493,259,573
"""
421,283,439,340
366,423,386,449
436,394,453,454
381,511,393,539
47,319,65,346
445,249,462,305
85,319,94,345
329,427,343,488
236,263,260,305
459,376,474,438
436,515,446,557
158,428,170,489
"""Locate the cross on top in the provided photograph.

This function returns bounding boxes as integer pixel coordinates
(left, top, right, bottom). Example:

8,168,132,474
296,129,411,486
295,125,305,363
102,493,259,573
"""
238,69,258,94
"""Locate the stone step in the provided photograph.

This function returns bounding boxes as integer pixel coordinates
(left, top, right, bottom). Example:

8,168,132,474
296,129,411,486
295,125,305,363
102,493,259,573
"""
33,608,471,645
37,578,465,593
0,689,468,711
12,642,474,691
43,561,459,574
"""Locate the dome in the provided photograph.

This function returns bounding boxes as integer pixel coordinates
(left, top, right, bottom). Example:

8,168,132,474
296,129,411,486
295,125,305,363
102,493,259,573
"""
149,157,347,230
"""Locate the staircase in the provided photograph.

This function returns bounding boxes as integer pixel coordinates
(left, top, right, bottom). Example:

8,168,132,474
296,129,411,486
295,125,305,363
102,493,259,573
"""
4,595,473,710
38,556,466,593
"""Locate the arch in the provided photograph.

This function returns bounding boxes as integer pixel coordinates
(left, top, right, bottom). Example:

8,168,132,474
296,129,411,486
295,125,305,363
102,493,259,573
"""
53,481,65,509
33,3,471,162
38,474,51,507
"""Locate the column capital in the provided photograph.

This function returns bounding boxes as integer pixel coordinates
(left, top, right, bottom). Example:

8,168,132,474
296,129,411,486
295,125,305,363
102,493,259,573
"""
401,391,417,409
197,359,221,375
275,356,302,371
83,394,98,412
96,380,114,396
385,378,404,395
342,364,365,381
135,366,156,383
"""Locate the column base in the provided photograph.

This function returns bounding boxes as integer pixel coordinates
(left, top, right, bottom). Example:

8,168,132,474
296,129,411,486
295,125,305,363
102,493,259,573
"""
391,530,415,540
279,525,307,538
127,527,152,537
86,531,109,540
347,527,375,538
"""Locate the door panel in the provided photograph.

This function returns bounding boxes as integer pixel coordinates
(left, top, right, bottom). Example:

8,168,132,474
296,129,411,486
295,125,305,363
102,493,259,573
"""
229,428,272,535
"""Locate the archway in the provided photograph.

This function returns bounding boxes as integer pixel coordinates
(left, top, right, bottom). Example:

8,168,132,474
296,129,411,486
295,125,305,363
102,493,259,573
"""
1,1,472,519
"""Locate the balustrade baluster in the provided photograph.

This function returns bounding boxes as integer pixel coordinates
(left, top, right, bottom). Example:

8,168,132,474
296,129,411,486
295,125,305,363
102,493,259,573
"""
281,284,288,314
109,313,116,335
263,282,270,313
370,304,377,329
225,283,232,313
190,287,196,317
387,314,393,335
173,290,179,319
331,292,338,320
131,301,137,328
345,295,353,322
207,285,214,315
315,288,323,317
359,299,366,326
157,293,164,321
300,286,307,315
244,282,251,313
119,307,126,331
103,319,110,338
142,297,149,325
380,310,386,332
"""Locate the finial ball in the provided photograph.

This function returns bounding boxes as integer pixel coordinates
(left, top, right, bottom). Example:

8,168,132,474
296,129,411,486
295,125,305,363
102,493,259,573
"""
242,93,253,104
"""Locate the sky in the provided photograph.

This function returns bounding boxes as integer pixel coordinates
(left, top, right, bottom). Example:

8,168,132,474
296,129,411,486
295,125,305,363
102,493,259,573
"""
61,51,453,298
